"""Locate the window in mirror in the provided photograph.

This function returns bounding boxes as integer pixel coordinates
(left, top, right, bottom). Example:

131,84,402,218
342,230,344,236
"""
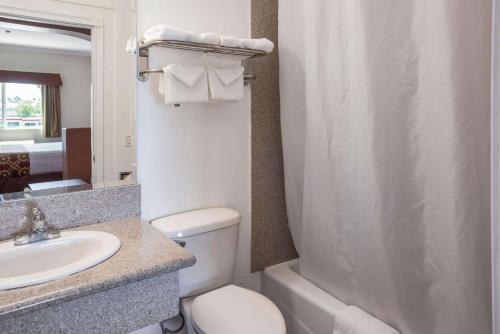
0,83,43,131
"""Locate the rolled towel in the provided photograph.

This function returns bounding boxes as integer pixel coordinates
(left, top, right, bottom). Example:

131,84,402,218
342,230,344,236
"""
143,24,198,44
159,64,209,104
333,306,399,334
207,65,245,102
199,32,221,45
241,38,274,53
143,24,169,36
126,37,137,53
220,35,243,48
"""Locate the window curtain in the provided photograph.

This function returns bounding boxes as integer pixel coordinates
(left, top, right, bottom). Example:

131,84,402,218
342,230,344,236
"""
279,0,491,333
0,70,62,86
42,85,62,138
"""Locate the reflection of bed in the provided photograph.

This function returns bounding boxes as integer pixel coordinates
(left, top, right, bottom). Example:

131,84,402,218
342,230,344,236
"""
25,142,63,175
0,146,30,177
0,142,63,193
0,142,63,176
0,128,92,194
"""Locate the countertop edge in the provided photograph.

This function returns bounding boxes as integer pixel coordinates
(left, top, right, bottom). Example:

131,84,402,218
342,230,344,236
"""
0,256,196,320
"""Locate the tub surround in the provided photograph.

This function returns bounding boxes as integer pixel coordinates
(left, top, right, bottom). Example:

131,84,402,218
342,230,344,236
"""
0,217,195,334
250,0,297,272
0,184,141,241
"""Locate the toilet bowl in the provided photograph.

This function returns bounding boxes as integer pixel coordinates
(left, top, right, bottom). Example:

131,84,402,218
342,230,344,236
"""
152,208,286,334
190,285,285,334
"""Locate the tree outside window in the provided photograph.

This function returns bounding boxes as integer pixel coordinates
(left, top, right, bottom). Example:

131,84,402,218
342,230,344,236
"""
16,100,41,118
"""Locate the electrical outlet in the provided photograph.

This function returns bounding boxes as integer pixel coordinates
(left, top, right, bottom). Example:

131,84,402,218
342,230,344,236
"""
124,135,133,148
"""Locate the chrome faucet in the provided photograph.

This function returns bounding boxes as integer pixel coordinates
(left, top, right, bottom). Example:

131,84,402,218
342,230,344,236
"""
14,206,60,246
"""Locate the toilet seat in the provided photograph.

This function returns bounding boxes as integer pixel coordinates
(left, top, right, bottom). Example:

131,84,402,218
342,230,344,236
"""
191,285,286,334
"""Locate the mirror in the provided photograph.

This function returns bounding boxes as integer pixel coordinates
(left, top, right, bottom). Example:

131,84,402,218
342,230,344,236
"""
0,0,136,201
0,19,92,198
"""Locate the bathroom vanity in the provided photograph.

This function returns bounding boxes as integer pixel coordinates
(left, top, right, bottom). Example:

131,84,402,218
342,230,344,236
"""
0,216,195,334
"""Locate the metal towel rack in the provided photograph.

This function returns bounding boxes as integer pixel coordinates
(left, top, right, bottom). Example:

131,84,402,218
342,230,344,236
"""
136,40,266,83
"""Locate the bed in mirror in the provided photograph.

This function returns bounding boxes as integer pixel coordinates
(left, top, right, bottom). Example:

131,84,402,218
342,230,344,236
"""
0,0,136,201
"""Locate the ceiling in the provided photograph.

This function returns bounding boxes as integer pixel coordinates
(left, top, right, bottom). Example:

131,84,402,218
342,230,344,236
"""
0,27,91,56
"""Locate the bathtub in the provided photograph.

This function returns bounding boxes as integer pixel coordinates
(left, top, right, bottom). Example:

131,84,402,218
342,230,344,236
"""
262,259,346,334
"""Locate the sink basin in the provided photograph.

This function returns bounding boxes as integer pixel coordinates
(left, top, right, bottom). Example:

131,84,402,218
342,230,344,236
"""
0,231,121,290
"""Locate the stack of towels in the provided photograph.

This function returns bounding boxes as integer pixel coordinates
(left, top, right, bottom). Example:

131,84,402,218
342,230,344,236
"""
159,64,245,104
333,306,400,334
143,24,274,53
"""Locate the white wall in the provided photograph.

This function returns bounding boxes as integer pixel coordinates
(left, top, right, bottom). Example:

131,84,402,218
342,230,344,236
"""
136,0,259,291
0,48,91,132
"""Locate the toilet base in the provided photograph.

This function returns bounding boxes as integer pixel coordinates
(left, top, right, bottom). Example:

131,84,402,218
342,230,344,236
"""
179,296,196,334
153,296,194,334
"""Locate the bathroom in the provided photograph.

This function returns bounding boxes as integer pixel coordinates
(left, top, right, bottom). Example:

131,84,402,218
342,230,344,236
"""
0,0,497,333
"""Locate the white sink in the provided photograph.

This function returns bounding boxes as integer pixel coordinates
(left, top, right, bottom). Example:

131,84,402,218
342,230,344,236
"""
0,230,121,290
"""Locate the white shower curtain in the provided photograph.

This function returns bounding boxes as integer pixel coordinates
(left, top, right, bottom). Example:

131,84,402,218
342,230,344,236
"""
279,1,492,333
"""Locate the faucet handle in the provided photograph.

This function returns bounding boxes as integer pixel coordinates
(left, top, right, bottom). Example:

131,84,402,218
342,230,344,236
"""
30,207,47,231
31,207,43,221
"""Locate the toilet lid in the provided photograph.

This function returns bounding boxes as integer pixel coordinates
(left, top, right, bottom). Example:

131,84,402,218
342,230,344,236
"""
191,285,286,334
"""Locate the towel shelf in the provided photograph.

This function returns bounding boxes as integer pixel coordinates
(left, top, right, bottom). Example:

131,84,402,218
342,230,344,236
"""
137,39,266,83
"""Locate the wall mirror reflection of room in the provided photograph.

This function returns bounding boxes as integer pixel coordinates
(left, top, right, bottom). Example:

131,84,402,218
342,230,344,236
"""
0,18,92,198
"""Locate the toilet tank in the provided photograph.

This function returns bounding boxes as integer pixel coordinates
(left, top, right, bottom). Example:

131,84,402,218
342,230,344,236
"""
152,208,240,298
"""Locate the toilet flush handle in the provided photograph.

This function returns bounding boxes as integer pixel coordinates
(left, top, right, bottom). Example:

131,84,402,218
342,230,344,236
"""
173,239,186,248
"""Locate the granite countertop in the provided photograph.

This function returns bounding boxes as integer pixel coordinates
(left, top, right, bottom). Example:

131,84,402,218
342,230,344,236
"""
0,217,195,320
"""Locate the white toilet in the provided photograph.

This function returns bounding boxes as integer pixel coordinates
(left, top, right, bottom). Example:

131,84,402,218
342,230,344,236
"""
152,207,286,334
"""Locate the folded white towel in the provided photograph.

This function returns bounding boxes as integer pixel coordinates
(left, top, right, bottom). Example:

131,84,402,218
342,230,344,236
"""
159,64,209,104
241,38,274,53
207,65,245,102
220,35,243,48
333,306,399,334
143,24,198,44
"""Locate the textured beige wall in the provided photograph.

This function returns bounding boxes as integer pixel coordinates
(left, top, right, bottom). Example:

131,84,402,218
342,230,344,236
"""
251,0,298,272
